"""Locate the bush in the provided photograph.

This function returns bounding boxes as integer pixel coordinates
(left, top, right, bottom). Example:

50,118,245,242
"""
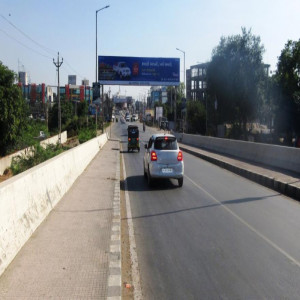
10,144,65,175
78,128,96,144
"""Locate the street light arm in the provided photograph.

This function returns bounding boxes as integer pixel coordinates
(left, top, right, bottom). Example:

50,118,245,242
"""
96,5,110,82
176,47,185,54
97,5,110,13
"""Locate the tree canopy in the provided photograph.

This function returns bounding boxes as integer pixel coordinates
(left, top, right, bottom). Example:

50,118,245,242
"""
206,28,266,136
187,100,206,134
274,39,300,137
0,62,28,156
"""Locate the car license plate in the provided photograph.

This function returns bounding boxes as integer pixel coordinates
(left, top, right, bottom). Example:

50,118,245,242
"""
162,168,173,174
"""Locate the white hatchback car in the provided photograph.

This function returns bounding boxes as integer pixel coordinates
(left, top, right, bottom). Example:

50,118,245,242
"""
143,134,184,187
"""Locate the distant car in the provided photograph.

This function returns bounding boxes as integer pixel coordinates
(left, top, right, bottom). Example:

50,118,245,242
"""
160,120,169,130
143,133,184,187
132,114,138,121
126,115,130,122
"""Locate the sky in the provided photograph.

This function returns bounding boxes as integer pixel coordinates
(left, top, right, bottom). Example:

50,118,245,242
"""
1,0,300,100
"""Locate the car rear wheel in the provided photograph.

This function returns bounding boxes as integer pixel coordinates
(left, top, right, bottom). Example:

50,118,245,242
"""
178,177,183,187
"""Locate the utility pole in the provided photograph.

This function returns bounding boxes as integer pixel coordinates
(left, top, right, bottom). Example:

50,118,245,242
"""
53,52,63,144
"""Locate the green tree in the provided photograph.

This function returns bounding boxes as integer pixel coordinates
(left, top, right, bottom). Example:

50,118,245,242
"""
48,99,74,132
77,101,88,118
0,62,28,155
166,83,185,121
186,100,206,134
207,28,266,138
274,39,300,141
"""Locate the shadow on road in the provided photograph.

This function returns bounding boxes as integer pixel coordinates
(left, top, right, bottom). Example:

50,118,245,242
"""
121,175,178,192
124,192,279,220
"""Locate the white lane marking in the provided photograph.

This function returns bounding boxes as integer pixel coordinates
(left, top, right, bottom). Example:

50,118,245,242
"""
121,151,143,300
185,174,300,268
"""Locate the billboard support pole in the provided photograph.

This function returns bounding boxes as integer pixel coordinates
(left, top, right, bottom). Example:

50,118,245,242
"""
174,86,177,131
171,87,173,115
102,85,104,133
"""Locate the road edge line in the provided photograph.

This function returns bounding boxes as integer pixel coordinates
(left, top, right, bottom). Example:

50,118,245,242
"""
107,141,121,300
121,149,143,300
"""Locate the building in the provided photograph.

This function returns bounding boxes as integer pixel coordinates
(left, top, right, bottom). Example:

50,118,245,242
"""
60,84,92,103
68,75,77,85
186,62,209,101
20,83,53,104
18,72,28,85
186,62,270,102
19,83,54,118
149,86,168,108
82,79,89,86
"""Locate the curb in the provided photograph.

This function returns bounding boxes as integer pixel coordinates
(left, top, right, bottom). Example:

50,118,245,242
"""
107,144,121,300
180,146,300,202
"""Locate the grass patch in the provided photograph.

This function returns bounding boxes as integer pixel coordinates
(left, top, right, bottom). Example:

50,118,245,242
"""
78,128,96,144
10,144,67,175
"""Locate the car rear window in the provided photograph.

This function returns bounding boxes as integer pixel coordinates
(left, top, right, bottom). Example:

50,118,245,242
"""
154,137,178,150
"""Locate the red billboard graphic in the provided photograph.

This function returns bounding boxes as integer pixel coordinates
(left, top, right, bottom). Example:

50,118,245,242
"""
132,62,139,76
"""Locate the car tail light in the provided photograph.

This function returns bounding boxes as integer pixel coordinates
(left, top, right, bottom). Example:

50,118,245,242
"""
164,136,168,140
128,138,131,141
177,151,183,161
136,138,139,141
151,151,157,161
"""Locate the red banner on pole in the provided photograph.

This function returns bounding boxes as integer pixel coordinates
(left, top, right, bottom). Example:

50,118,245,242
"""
80,86,84,102
30,84,37,103
65,84,70,100
42,83,45,103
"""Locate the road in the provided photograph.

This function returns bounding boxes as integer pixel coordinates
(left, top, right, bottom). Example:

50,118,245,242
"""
113,119,300,300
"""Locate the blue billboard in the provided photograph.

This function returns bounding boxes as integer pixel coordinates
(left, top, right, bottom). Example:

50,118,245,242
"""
98,56,180,86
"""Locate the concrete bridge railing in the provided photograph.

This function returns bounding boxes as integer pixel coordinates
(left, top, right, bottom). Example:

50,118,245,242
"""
172,132,300,174
0,132,108,276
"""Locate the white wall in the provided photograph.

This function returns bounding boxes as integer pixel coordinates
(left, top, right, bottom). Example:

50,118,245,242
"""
0,131,67,176
0,133,108,276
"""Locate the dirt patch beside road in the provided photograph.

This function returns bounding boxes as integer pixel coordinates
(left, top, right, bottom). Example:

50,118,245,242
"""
0,169,13,183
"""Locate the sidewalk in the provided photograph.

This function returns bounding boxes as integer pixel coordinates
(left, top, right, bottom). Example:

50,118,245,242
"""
179,143,300,201
0,139,121,299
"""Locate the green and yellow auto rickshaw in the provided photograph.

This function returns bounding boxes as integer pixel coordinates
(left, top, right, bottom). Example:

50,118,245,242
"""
127,125,140,152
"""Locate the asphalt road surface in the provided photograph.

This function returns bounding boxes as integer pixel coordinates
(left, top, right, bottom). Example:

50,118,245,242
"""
113,120,300,300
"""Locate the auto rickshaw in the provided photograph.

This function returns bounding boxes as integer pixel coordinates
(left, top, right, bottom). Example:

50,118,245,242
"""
127,125,140,152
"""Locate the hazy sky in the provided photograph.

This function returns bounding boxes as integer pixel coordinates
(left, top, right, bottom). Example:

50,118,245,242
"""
1,0,299,99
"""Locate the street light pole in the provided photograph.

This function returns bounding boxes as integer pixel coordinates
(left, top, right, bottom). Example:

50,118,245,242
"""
176,48,185,97
96,5,110,83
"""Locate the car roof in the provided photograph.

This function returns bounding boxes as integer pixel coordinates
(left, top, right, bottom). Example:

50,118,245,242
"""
151,133,176,139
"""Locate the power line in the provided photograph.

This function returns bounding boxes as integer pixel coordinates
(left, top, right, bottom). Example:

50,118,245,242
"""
62,59,85,79
0,28,52,59
0,14,57,56
0,15,88,83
